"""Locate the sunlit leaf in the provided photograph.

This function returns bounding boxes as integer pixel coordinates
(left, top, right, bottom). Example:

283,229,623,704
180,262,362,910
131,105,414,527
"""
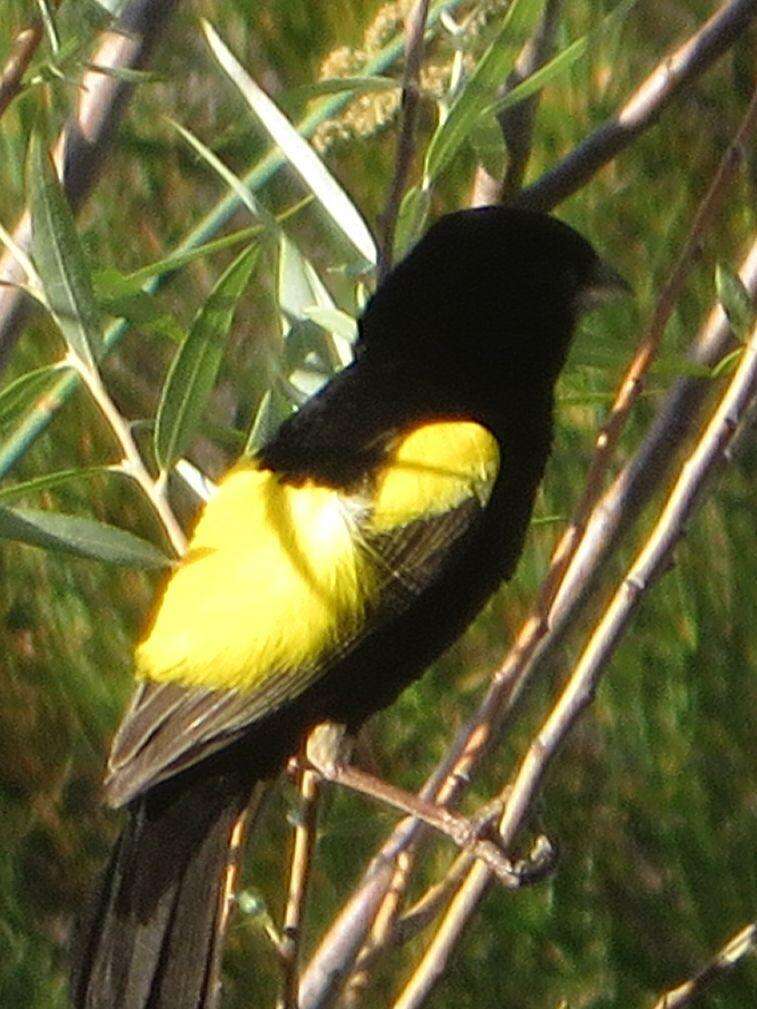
303,307,358,344
393,185,431,262
244,385,295,457
0,505,172,568
716,263,753,343
278,234,352,370
203,20,377,265
154,244,261,471
29,130,102,368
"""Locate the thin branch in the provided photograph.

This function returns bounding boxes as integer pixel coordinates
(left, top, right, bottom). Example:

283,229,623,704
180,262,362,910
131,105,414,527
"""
470,0,563,207
0,22,43,120
71,355,186,556
650,923,757,1009
377,0,430,282
0,0,180,368
390,308,757,1009
514,0,756,212
278,766,321,1009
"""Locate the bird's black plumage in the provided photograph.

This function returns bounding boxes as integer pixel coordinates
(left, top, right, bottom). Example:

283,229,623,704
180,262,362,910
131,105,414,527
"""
71,206,624,1009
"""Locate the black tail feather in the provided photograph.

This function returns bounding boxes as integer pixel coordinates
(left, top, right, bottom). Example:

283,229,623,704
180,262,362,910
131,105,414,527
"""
71,772,254,1009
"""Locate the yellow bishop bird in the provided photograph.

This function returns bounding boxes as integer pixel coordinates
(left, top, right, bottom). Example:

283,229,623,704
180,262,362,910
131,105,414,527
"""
72,206,628,1009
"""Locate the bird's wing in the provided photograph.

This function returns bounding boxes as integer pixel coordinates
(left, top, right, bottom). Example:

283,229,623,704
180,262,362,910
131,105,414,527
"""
106,420,499,805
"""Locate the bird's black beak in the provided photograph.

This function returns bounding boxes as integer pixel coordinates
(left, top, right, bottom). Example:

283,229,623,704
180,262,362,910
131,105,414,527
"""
578,258,632,313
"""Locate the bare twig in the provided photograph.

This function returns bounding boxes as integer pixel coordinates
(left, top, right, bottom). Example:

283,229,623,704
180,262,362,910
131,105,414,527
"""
278,766,321,1009
0,0,180,367
0,20,44,120
71,355,186,556
377,0,430,282
515,0,756,212
390,305,757,1009
650,923,757,1009
470,0,563,207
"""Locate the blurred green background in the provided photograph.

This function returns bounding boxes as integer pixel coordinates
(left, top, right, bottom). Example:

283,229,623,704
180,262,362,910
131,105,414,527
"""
0,1,754,1007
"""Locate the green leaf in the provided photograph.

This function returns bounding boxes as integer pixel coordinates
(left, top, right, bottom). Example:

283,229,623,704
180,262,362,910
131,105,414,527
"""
171,119,278,231
482,0,639,120
303,307,358,344
37,0,60,53
0,364,69,426
468,116,508,180
393,186,431,262
97,290,185,344
203,20,377,265
93,225,265,298
710,347,743,379
716,263,753,343
154,243,261,471
0,505,172,568
0,465,115,505
423,0,544,183
292,76,399,99
29,130,102,368
278,234,352,371
82,63,165,84
244,385,295,457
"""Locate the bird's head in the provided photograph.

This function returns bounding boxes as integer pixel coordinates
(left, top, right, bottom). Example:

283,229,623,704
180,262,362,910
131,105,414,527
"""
358,206,629,390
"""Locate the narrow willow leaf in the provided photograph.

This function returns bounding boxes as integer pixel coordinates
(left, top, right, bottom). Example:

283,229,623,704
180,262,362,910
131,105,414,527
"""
292,76,399,98
278,235,352,370
83,63,164,84
93,224,265,297
175,459,216,502
37,0,60,53
482,0,639,120
394,186,431,262
244,386,294,457
716,264,753,343
0,464,115,504
710,347,743,379
0,364,69,425
469,116,508,179
171,120,277,231
97,290,185,344
29,131,102,367
423,0,544,183
154,244,260,471
279,233,335,319
203,20,377,265
0,505,172,568
303,307,358,344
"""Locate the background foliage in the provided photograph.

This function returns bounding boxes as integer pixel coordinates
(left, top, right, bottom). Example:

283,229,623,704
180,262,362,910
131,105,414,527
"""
0,1,754,1007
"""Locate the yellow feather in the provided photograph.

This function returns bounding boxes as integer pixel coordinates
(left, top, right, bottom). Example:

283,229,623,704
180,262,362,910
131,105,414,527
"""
371,421,499,531
136,420,499,693
136,466,369,691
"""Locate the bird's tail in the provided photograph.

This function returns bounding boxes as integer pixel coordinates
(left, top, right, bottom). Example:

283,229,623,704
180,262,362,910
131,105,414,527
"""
71,772,264,1009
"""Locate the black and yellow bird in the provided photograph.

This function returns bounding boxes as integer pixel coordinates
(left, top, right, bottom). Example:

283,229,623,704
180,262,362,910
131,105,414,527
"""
71,206,627,1008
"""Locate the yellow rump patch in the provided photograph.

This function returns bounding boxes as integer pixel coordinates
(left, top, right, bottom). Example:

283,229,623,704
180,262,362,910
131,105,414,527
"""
371,420,499,531
136,466,367,691
136,419,499,693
